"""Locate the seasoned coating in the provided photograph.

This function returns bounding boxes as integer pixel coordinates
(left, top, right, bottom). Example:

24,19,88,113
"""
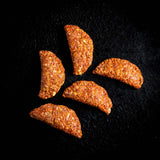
64,25,93,75
62,81,112,115
38,50,65,99
29,103,82,138
93,58,143,89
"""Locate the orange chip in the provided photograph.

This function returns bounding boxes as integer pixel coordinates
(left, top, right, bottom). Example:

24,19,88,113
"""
62,81,112,115
93,58,143,89
29,103,82,138
38,50,65,99
64,25,93,75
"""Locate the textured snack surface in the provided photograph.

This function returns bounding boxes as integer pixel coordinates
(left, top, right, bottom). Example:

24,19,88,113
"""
93,58,143,89
38,50,65,99
29,103,82,138
63,81,112,115
64,25,93,75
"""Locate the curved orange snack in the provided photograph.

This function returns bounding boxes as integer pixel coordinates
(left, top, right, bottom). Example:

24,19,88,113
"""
38,50,65,99
93,58,143,89
29,103,82,138
62,81,112,115
64,25,93,75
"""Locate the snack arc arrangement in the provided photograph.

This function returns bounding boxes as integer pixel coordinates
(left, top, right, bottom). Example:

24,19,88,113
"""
29,24,144,138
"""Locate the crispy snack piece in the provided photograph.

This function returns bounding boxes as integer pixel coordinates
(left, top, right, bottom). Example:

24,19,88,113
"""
29,103,82,138
64,25,93,75
63,81,112,115
38,50,65,99
93,58,143,89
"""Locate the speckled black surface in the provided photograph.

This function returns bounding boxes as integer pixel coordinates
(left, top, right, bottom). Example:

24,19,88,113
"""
8,0,160,156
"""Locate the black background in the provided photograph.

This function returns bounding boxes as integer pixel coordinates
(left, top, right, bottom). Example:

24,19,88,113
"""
7,0,160,157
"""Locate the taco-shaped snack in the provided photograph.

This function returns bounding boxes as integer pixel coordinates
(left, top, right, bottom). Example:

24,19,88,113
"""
29,103,82,138
38,50,65,99
93,58,143,89
64,25,93,75
63,80,112,115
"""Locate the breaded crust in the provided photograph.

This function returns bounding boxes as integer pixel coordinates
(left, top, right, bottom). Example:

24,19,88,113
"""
93,58,143,89
64,25,93,75
38,50,65,99
29,103,82,138
62,81,112,115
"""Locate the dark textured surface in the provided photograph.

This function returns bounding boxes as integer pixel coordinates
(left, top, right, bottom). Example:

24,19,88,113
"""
8,0,160,156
